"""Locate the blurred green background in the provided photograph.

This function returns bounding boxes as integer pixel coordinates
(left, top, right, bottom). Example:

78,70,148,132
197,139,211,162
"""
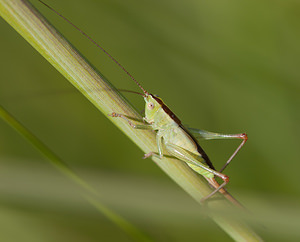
0,0,299,241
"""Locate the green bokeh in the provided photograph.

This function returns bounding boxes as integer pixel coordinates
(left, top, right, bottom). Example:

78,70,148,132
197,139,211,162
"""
0,0,299,241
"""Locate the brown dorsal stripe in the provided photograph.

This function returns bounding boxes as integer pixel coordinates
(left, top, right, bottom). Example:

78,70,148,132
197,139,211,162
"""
151,94,182,125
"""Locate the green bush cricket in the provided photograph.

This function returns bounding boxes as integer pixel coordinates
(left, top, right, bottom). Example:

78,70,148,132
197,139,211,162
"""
110,94,247,205
39,0,248,206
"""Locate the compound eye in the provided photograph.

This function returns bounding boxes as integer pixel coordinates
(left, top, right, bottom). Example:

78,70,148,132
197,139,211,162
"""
147,102,155,110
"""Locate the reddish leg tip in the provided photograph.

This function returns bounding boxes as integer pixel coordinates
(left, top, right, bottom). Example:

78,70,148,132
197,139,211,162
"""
241,133,248,140
223,175,229,183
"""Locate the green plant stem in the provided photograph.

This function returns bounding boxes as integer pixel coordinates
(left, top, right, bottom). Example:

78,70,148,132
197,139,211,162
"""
0,0,262,241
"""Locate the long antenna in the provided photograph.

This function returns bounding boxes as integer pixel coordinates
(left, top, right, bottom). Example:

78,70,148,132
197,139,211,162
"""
38,0,149,96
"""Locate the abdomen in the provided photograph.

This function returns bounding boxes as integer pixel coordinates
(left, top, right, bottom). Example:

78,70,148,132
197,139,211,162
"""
163,127,214,178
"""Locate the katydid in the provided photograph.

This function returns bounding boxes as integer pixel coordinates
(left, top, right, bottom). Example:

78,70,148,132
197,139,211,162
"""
39,0,248,206
110,94,247,205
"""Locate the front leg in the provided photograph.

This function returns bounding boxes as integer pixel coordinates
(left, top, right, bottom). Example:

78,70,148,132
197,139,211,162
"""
109,112,153,130
110,112,159,159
